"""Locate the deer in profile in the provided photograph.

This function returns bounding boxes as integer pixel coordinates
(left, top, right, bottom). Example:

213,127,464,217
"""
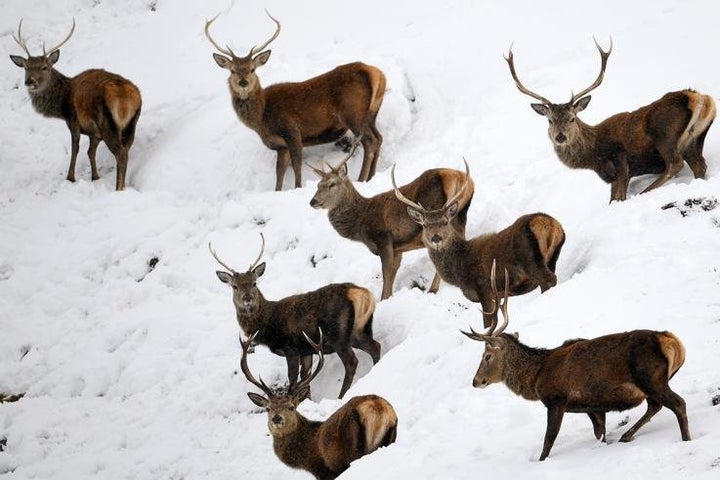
461,262,690,461
9,19,142,191
310,145,474,300
241,329,397,480
205,11,386,191
505,39,715,202
210,233,380,398
392,167,564,327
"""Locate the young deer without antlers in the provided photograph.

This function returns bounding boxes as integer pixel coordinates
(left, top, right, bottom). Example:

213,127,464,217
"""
241,330,397,480
310,147,474,300
9,19,142,191
461,263,691,461
205,11,386,190
210,234,380,398
392,168,564,327
506,39,715,202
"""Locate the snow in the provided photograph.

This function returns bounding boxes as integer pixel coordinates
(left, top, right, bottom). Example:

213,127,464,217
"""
1,0,720,478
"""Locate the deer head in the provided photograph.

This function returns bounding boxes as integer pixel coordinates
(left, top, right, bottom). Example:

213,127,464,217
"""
241,328,324,436
391,159,470,250
505,38,612,147
204,10,280,100
309,139,362,210
210,233,267,315
460,260,514,388
9,19,76,93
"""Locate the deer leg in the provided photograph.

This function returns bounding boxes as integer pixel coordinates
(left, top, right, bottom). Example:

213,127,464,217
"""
66,124,82,183
87,136,101,181
379,244,399,300
287,137,304,189
274,149,291,191
428,271,442,294
683,129,710,179
336,348,359,399
115,149,128,191
587,412,606,441
609,157,630,202
540,403,566,461
619,398,662,442
641,146,684,194
285,355,301,389
358,131,380,182
353,329,381,364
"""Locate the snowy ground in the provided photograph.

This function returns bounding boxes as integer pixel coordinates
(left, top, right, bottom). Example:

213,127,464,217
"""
1,0,720,479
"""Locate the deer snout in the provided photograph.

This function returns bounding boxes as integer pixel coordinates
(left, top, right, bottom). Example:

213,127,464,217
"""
554,132,567,144
430,234,443,247
271,414,284,426
473,376,488,388
309,197,321,208
238,79,249,88
25,78,38,90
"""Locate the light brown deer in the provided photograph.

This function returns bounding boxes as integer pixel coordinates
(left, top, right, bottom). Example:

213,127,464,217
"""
9,19,142,191
205,11,386,191
461,262,690,460
392,168,564,327
505,39,715,202
241,329,397,480
310,146,474,300
211,234,380,399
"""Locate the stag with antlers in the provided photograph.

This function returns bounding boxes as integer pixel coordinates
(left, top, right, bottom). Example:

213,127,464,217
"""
205,11,386,190
461,261,690,460
310,146,475,300
210,233,380,398
9,19,142,191
506,39,715,202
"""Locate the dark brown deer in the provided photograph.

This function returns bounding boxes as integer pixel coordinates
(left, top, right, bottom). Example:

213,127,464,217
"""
461,263,690,461
241,330,397,480
392,169,564,327
210,234,380,398
9,19,142,191
505,39,716,202
310,147,474,300
205,11,386,190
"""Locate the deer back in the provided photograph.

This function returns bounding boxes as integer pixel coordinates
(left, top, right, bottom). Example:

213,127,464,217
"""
71,69,142,133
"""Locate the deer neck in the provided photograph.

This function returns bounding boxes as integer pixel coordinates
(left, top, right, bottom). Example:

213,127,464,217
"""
235,294,271,336
500,336,551,402
29,70,71,120
327,187,370,240
427,235,470,285
272,416,322,470
553,120,599,170
231,84,266,132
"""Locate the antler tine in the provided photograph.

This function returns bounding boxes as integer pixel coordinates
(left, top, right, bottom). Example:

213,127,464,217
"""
443,157,471,209
296,328,325,391
570,36,613,103
494,262,511,336
391,164,426,212
205,13,235,57
332,136,362,172
249,9,281,57
460,325,489,342
240,331,274,396
504,43,552,105
12,19,32,56
306,161,327,177
43,18,76,57
208,242,238,274
249,232,266,271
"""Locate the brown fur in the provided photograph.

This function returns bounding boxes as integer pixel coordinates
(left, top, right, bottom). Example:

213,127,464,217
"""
346,287,376,335
311,166,474,299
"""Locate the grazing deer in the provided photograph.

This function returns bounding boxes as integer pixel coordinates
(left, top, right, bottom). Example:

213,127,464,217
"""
9,19,142,191
210,234,380,398
392,168,564,327
461,263,690,461
505,39,715,202
205,11,386,190
241,330,397,480
310,146,474,300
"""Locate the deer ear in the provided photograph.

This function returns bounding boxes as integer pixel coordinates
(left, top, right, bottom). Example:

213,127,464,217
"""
212,53,232,69
531,103,549,117
216,271,233,284
47,50,60,65
9,55,27,68
574,95,591,112
253,50,271,67
406,207,425,225
445,202,459,219
247,392,269,408
292,384,310,404
338,162,348,178
253,262,266,278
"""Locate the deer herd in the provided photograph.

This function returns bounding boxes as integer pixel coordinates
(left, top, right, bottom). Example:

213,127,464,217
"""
8,10,715,478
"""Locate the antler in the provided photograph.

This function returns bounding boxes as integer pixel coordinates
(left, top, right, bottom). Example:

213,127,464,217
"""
12,19,31,56
204,13,235,57
442,157,471,209
240,330,274,397
249,10,281,57
249,232,265,271
461,259,510,341
330,136,362,172
43,18,76,57
208,242,238,274
391,164,426,213
293,328,325,394
504,43,552,105
208,233,265,274
570,37,613,103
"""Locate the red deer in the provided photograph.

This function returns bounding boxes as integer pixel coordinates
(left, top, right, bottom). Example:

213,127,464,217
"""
9,19,142,191
392,169,564,327
461,263,691,460
210,233,380,398
241,330,397,480
205,11,386,191
310,146,474,300
505,39,716,202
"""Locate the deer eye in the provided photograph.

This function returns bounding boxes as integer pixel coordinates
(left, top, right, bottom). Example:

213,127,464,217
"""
231,285,238,291
548,120,554,125
484,354,492,362
569,118,576,123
